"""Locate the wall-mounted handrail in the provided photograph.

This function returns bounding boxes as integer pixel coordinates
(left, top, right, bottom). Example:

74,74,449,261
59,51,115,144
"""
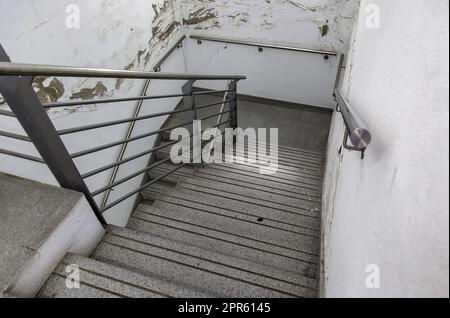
153,35,186,72
333,54,345,95
191,34,337,57
0,62,246,81
334,89,372,158
332,54,371,159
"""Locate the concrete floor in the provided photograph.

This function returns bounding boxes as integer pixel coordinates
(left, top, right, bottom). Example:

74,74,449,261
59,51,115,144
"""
165,92,332,153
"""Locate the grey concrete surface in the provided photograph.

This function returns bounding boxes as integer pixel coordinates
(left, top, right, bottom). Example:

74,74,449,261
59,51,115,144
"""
0,173,104,297
0,173,83,294
38,253,206,298
37,92,328,298
164,92,333,152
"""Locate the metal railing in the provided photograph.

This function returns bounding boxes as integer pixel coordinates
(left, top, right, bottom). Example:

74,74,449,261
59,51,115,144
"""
0,43,245,226
101,36,185,209
333,54,372,159
191,34,337,59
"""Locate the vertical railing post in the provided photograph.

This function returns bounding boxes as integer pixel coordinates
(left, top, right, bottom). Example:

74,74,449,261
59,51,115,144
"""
181,80,201,163
182,80,197,120
228,80,238,129
0,45,107,226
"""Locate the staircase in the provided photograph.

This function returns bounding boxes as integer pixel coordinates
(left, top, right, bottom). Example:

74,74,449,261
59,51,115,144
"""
38,115,325,298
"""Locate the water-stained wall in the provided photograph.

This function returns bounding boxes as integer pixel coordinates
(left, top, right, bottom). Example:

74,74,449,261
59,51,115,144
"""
1,0,360,225
180,0,357,53
179,0,360,107
0,0,187,225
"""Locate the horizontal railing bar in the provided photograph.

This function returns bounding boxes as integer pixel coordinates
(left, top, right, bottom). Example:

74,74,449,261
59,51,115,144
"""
153,35,186,72
57,100,233,136
70,119,193,159
0,148,45,163
81,139,178,179
43,93,188,109
100,128,226,213
191,34,337,56
0,62,246,81
0,109,15,117
193,89,234,96
334,89,371,149
195,100,233,110
91,156,173,196
92,119,231,196
70,102,231,158
0,130,31,142
101,162,188,213
81,115,230,179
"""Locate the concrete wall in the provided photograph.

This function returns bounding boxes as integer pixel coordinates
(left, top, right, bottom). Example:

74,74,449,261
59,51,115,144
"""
0,0,361,225
180,0,360,108
0,0,187,225
322,0,449,297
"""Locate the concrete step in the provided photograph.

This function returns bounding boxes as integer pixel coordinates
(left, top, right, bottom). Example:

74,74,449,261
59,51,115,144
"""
146,196,319,255
130,204,318,262
143,175,320,212
161,127,326,160
38,254,206,298
175,176,321,211
150,162,322,198
146,185,320,229
127,207,318,276
189,169,322,203
155,142,324,175
92,225,316,297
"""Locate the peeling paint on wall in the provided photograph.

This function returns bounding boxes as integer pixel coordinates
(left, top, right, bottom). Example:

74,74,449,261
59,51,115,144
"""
320,24,329,36
32,76,65,103
115,0,183,90
183,7,219,27
70,82,108,100
179,0,359,53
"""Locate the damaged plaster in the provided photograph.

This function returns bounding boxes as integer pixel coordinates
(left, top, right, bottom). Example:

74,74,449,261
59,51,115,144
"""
32,76,65,103
115,0,183,90
179,0,359,53
70,82,108,100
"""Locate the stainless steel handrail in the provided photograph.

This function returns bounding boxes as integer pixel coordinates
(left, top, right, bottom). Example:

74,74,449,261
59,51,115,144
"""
0,62,246,80
153,35,186,72
332,53,371,159
191,34,337,56
334,89,371,153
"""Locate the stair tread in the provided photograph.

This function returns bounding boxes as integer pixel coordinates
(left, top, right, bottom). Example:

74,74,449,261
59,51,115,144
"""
145,185,320,230
127,210,317,278
150,162,322,198
143,195,319,251
92,225,316,297
161,129,326,159
155,143,325,173
38,253,208,298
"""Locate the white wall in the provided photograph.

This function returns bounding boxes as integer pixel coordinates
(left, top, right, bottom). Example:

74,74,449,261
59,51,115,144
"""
180,0,360,108
322,0,449,297
0,0,187,225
